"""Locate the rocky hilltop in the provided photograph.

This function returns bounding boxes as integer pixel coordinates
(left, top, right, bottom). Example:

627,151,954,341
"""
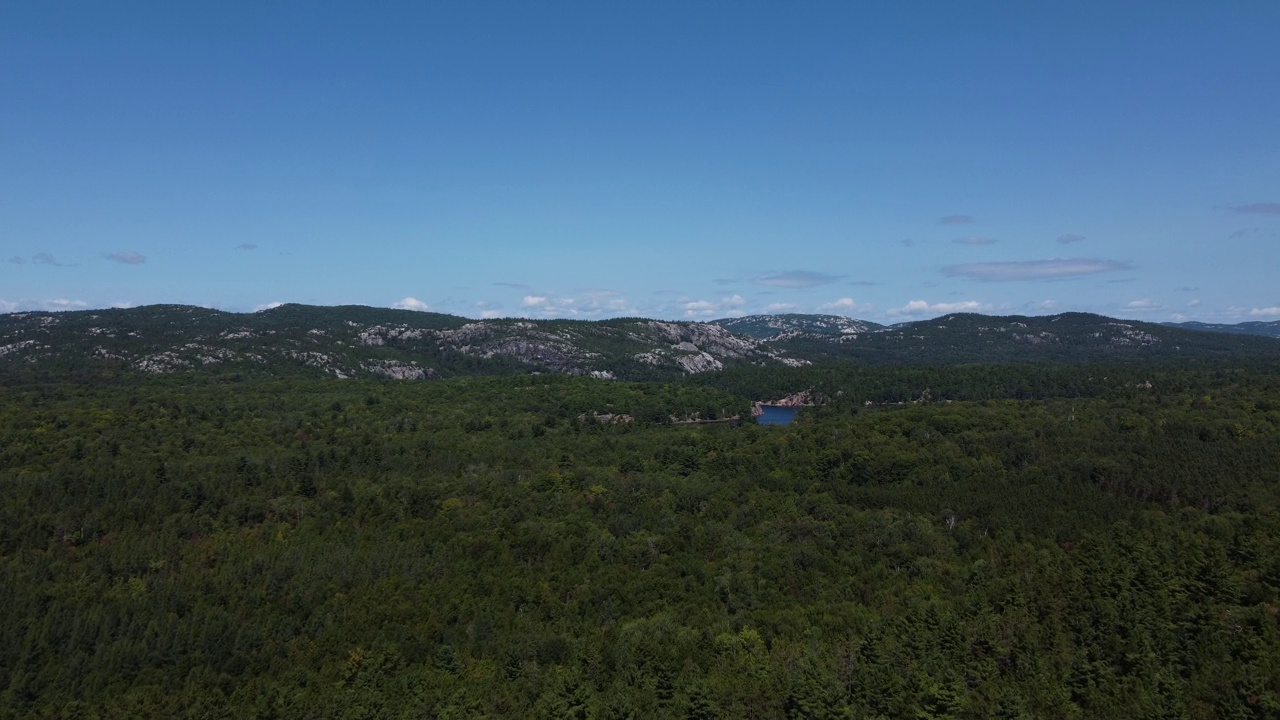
2,305,1277,382
0,304,805,381
1165,319,1280,339
711,314,882,341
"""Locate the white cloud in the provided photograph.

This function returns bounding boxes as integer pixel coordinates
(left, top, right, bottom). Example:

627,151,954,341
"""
818,297,861,314
1187,299,1201,308
1126,299,1160,311
942,258,1131,282
480,310,503,319
392,297,430,311
518,291,630,318
888,300,987,317
1249,307,1280,317
679,295,750,319
682,300,718,318
253,301,284,312
0,298,93,312
765,303,798,312
44,299,89,310
106,251,146,265
1040,300,1059,310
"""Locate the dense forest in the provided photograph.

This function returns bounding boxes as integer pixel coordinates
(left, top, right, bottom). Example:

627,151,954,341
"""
2,362,1280,718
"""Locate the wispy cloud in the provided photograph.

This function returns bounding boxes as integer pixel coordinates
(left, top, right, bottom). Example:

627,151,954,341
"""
954,235,996,245
1231,202,1280,215
45,299,89,310
752,270,842,288
939,215,975,225
942,258,1131,282
474,300,505,319
0,298,93,312
1125,299,1160,311
1187,299,1201,307
9,252,76,267
680,294,747,319
1174,286,1198,292
495,281,532,290
0,298,84,312
901,238,915,248
712,278,739,285
765,302,798,312
1228,227,1280,239
253,301,284,312
888,299,988,317
818,297,862,314
392,297,430,311
1057,234,1086,244
106,251,147,265
1250,307,1280,317
236,243,258,251
520,291,632,318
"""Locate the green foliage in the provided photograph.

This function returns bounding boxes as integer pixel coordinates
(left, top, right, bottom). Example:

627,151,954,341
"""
1,364,1280,716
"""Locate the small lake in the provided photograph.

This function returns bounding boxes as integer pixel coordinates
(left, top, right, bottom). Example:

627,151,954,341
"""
757,405,798,426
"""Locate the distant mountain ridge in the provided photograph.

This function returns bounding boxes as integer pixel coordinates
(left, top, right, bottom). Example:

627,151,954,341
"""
0,304,807,381
709,314,883,341
2,305,1278,381
1165,319,1280,339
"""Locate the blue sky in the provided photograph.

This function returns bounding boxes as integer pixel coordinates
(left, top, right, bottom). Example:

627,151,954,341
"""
3,1,1278,323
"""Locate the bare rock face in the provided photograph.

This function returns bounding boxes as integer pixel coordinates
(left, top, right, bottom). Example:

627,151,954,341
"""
479,338,580,372
363,360,437,380
0,340,38,358
644,321,758,359
674,352,724,374
438,323,494,346
286,351,352,379
134,352,193,374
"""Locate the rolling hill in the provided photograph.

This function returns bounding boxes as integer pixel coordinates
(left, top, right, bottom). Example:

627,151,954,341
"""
2,305,1278,382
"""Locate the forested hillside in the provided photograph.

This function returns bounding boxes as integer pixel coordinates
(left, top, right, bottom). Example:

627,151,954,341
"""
3,305,1278,384
3,364,1279,718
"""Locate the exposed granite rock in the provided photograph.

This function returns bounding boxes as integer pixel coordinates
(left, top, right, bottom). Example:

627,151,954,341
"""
363,360,437,380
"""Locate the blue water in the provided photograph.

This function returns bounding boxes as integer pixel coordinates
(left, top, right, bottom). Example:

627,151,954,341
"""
757,405,798,425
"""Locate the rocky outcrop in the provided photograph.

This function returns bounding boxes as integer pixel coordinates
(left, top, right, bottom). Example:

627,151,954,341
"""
362,360,437,380
751,390,817,417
